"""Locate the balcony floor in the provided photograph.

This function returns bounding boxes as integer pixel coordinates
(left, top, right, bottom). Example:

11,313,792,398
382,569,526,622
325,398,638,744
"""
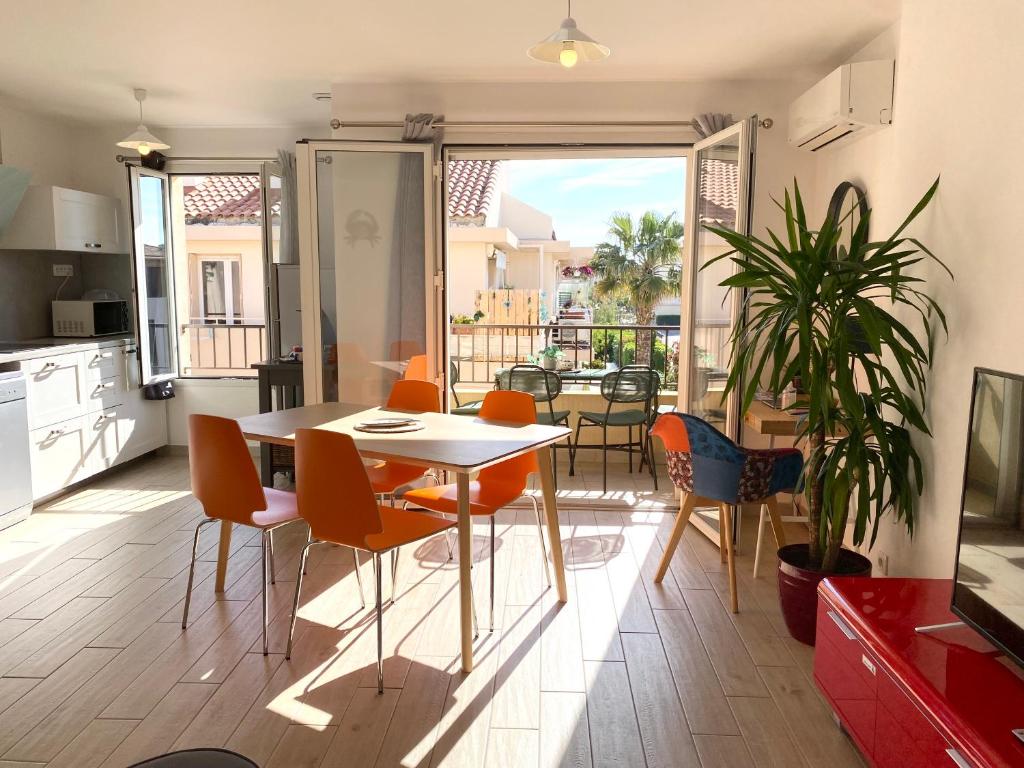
0,455,864,768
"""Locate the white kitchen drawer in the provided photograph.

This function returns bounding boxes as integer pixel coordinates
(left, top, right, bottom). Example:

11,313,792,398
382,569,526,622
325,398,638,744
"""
25,352,86,428
29,415,88,499
84,374,124,413
83,347,121,381
85,408,120,473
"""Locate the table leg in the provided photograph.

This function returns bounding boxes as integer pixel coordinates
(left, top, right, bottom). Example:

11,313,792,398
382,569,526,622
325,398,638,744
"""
536,448,568,602
215,520,233,592
457,471,474,673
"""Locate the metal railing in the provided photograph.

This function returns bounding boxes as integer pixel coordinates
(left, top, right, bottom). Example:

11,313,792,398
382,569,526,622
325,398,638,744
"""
184,322,265,376
450,323,685,386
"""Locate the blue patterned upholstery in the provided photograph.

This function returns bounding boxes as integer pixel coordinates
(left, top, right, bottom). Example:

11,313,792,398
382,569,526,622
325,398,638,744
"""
652,412,803,505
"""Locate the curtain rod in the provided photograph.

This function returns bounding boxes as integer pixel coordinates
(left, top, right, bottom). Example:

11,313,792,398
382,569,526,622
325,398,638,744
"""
115,154,276,163
329,119,699,130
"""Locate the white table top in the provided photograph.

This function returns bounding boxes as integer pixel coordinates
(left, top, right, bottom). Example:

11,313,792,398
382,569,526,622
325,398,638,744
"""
237,402,571,473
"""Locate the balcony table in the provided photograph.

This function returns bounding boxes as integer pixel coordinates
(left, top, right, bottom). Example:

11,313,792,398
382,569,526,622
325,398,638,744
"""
227,402,571,673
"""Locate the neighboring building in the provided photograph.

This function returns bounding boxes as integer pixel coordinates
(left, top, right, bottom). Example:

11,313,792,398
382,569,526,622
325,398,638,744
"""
447,160,592,320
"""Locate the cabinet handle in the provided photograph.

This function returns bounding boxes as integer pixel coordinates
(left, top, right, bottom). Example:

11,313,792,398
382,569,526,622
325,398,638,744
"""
41,361,56,371
827,610,858,640
93,351,114,361
945,748,972,768
47,428,66,438
84,242,102,249
94,382,114,392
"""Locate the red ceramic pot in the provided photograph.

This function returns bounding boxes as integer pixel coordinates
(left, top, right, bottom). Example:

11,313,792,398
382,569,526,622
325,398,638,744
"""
777,543,871,645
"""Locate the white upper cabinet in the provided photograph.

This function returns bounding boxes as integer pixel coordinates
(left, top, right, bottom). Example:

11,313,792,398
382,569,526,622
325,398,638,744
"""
0,186,124,253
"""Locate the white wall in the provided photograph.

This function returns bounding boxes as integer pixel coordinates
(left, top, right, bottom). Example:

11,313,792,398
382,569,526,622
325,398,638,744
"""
811,0,1024,577
165,378,261,446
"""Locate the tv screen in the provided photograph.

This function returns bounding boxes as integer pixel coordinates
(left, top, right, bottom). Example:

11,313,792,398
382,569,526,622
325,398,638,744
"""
952,368,1024,668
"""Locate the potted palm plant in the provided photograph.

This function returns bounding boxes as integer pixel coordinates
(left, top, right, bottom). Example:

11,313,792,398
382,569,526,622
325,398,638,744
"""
705,179,950,644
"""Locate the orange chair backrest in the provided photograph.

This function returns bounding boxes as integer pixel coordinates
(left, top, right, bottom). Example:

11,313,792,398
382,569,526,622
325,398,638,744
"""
403,354,429,381
477,390,539,490
386,379,441,413
188,414,267,525
294,428,382,548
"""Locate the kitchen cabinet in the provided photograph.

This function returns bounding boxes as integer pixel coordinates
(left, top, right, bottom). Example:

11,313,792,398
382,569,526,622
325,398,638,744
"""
21,340,168,500
0,186,123,254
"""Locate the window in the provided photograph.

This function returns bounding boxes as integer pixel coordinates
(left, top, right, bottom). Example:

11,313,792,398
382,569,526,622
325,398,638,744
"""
196,256,243,324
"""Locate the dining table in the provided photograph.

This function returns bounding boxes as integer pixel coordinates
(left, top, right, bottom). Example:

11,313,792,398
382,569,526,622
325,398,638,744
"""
226,401,571,673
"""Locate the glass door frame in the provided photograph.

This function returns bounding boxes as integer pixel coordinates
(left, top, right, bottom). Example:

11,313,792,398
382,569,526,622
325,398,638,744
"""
128,165,177,384
295,140,438,406
679,119,756,441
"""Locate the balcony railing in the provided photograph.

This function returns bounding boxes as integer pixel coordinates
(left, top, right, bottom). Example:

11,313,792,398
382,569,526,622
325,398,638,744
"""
450,323,679,386
184,321,266,376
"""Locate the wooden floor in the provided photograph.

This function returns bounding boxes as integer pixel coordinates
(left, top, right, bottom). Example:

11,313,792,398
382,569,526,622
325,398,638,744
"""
0,454,866,768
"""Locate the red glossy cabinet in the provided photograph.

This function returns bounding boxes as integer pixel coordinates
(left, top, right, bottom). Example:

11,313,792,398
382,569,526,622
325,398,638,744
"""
814,578,1024,768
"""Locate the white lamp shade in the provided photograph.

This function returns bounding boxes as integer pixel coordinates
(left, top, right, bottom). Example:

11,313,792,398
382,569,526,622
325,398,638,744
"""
116,124,170,152
527,17,610,64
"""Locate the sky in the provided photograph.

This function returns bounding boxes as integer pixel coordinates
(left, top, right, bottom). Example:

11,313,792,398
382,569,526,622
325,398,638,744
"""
503,156,688,247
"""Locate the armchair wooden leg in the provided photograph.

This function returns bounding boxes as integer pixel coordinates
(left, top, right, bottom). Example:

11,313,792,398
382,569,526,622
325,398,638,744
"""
720,503,739,613
654,493,697,583
765,496,787,549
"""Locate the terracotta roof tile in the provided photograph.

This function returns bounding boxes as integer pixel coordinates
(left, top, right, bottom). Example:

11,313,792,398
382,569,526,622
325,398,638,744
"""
183,174,280,225
447,160,500,220
698,158,739,228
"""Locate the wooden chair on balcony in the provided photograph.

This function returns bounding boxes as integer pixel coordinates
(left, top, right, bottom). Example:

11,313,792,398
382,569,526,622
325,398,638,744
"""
569,365,660,493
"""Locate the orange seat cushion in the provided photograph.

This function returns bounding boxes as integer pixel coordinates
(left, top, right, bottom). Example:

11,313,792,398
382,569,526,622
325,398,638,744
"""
250,487,301,528
362,505,456,552
366,462,428,495
401,480,524,517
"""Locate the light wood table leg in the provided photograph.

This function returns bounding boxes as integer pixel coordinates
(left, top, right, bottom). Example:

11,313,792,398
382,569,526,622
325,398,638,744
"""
457,471,474,673
215,520,233,593
536,447,568,603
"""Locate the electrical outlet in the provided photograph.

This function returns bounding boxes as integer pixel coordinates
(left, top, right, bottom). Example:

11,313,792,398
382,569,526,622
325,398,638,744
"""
877,553,889,576
52,264,73,277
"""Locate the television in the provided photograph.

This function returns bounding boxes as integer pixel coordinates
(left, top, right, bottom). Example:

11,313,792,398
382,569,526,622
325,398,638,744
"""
952,367,1024,668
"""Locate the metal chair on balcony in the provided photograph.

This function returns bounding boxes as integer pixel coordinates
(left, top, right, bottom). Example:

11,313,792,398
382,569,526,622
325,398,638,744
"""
449,359,486,416
570,365,660,493
496,364,573,486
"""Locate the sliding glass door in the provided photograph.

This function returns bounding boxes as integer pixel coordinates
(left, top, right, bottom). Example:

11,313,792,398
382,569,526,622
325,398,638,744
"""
680,119,756,442
296,141,437,406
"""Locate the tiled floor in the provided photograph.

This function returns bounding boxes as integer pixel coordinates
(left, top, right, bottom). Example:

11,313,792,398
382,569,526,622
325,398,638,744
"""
0,454,864,767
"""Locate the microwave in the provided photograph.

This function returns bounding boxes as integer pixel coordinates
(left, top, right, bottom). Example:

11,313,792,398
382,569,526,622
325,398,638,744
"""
52,300,131,337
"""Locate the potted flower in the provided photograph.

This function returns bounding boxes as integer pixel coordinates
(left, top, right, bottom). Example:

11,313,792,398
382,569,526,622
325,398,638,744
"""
705,179,949,644
532,345,564,371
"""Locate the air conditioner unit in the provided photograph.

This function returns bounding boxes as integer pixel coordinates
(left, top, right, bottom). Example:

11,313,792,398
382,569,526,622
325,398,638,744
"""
788,60,894,152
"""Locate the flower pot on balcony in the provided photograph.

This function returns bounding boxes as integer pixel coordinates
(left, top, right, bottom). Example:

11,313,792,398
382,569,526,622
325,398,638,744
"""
777,543,871,645
542,356,558,370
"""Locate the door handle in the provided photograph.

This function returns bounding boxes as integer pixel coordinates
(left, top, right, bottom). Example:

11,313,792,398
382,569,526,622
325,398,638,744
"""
827,610,858,640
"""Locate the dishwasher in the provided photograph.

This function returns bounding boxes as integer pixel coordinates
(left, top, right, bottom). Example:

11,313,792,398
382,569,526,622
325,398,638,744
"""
0,371,33,530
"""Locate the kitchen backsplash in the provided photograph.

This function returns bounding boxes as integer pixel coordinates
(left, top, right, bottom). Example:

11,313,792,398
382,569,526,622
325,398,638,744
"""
0,250,133,339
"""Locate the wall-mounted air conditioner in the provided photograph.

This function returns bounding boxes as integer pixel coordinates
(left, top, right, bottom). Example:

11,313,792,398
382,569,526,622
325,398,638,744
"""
788,59,894,152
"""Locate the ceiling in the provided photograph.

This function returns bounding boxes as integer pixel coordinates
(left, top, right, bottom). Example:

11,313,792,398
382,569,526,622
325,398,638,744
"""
2,0,899,127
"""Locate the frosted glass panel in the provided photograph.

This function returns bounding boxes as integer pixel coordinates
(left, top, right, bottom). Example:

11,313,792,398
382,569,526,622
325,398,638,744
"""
315,149,427,405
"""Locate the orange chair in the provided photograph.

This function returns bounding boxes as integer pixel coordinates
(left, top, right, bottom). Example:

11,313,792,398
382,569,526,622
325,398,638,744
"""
366,381,442,516
401,390,551,632
286,428,455,693
183,415,306,655
403,354,428,381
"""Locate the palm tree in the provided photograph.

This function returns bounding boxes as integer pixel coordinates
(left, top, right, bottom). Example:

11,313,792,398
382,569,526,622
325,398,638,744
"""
591,211,683,366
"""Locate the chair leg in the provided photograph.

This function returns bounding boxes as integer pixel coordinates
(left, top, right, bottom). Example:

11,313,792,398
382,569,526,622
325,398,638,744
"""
286,540,316,659
570,419,585,476
352,548,366,608
181,518,216,629
303,525,312,575
390,548,399,604
373,552,384,694
646,431,659,491
489,516,495,633
444,526,454,561
602,424,609,493
720,503,739,613
261,529,270,655
268,529,276,585
654,494,697,582
765,496,787,550
628,425,634,473
753,503,767,579
529,495,552,587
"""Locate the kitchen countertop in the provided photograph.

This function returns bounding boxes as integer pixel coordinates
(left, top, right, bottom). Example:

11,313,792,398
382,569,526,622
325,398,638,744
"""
0,335,136,365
